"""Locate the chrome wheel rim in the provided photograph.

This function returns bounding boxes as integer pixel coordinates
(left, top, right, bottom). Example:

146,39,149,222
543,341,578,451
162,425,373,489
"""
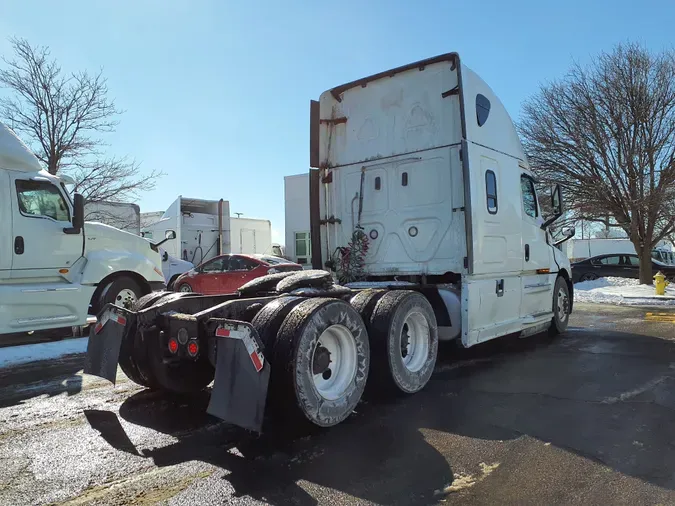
400,311,430,372
556,287,569,322
115,288,137,309
312,324,358,401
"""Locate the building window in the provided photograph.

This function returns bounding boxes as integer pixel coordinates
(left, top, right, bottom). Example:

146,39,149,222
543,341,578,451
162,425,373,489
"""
520,175,538,219
295,232,311,265
485,170,497,214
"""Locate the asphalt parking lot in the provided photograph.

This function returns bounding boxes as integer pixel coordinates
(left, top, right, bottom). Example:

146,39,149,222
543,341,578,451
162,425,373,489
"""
0,302,674,505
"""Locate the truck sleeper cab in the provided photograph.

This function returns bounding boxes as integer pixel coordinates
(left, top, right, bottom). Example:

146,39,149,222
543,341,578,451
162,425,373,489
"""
84,53,573,434
310,52,572,347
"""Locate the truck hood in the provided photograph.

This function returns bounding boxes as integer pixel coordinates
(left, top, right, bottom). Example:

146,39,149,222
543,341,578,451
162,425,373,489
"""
85,221,161,263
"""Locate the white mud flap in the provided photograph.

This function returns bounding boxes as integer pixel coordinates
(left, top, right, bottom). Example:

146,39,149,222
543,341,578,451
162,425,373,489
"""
84,305,130,384
207,320,270,433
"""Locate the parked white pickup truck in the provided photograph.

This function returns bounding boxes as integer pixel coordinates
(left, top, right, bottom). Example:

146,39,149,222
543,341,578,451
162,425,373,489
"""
0,123,168,335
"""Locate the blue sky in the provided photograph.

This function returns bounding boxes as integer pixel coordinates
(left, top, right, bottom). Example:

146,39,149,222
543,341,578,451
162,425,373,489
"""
1,0,674,244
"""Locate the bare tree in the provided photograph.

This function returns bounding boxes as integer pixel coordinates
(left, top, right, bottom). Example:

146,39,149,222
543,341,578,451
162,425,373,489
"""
0,37,161,205
520,42,675,283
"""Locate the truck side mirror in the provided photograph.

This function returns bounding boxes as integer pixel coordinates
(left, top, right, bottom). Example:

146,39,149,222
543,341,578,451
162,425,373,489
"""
554,227,575,246
551,184,563,215
541,184,564,230
64,193,85,235
149,229,177,251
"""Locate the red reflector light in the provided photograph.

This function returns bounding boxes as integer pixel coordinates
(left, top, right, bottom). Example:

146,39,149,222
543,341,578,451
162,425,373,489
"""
168,338,179,354
187,340,199,357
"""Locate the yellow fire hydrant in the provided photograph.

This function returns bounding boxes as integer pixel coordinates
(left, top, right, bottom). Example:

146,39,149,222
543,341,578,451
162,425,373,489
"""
654,271,669,296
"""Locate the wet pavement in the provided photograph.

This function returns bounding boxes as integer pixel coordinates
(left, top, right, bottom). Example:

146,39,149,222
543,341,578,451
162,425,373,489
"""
1,302,675,505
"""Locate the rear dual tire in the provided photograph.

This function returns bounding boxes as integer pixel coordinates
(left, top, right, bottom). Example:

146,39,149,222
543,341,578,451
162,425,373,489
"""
253,289,438,429
120,291,215,394
354,290,439,396
118,291,171,389
255,298,370,427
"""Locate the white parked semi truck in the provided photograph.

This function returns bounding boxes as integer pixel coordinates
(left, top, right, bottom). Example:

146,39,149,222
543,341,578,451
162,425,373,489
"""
0,123,169,335
85,53,574,433
142,197,283,286
142,196,231,266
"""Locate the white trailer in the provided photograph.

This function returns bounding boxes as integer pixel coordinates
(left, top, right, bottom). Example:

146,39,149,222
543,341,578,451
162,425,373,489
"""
141,196,231,266
230,217,273,255
86,53,574,435
142,200,280,285
84,201,141,235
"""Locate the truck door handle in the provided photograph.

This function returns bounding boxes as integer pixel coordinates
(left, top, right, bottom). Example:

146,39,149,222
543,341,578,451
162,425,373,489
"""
496,279,504,297
14,236,24,255
525,244,530,261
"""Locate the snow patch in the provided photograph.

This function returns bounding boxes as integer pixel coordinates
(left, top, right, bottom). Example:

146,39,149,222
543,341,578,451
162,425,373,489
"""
575,277,675,306
0,338,87,369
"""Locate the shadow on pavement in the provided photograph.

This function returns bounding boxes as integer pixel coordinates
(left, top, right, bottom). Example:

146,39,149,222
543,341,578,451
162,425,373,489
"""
86,328,675,503
110,385,454,505
0,354,83,408
84,409,141,456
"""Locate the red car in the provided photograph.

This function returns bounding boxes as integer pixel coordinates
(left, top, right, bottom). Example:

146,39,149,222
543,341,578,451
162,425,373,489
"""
174,254,303,294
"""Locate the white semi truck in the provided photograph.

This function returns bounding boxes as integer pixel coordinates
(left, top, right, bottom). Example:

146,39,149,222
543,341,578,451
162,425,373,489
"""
85,53,574,433
142,198,282,286
141,196,230,267
0,123,169,335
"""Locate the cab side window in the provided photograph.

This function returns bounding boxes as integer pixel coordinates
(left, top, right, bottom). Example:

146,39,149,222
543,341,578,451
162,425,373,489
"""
520,175,538,219
16,180,70,222
485,170,498,214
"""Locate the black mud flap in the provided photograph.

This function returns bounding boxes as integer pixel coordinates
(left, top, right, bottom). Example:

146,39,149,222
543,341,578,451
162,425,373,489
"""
84,305,133,385
207,319,270,433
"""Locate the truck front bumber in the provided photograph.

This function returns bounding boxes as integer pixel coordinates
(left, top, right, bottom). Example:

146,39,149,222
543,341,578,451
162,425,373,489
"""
83,303,272,433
